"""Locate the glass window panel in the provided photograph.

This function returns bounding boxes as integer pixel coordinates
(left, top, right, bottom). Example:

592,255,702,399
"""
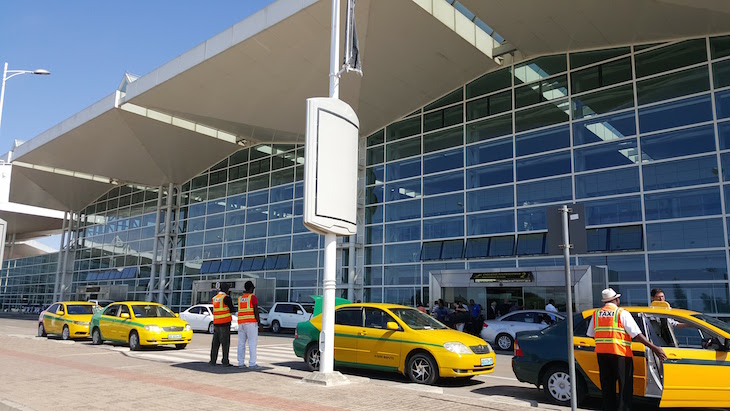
515,75,568,108
642,155,719,191
420,241,442,261
384,199,421,222
465,237,489,258
466,67,511,99
466,161,513,188
291,233,319,251
717,60,730,88
441,239,465,259
516,233,546,256
638,95,713,133
246,205,268,223
710,35,730,59
515,99,570,132
466,90,511,121
645,187,721,221
424,105,463,133
425,88,463,111
386,136,421,162
364,267,383,286
571,57,632,94
648,283,729,314
423,171,463,196
585,196,642,225
516,151,571,181
387,117,420,142
224,226,244,242
365,205,383,224
367,146,384,165
466,137,512,166
244,239,266,256
570,47,630,69
723,153,730,181
515,125,570,157
245,222,267,239
637,66,710,105
384,243,422,264
609,225,643,251
646,218,724,250
267,236,291,253
423,192,464,217
385,221,421,243
468,210,514,235
366,165,384,185
247,191,269,207
574,139,639,172
291,251,319,269
269,202,293,220
385,178,421,202
383,265,420,286
466,185,514,212
635,39,707,78
513,55,567,85
423,126,463,153
270,184,294,203
386,157,421,181
268,219,292,236
366,185,383,205
649,251,727,281
641,125,716,161
423,148,463,174
466,113,512,144
365,245,383,265
367,129,384,147
573,111,636,146
423,216,464,239
365,225,383,244
579,254,646,282
517,207,547,231
271,168,294,186
516,176,572,206
716,89,730,120
572,84,634,119
489,236,515,257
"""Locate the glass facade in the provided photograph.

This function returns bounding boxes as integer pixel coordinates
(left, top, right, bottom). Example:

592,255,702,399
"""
3,35,730,317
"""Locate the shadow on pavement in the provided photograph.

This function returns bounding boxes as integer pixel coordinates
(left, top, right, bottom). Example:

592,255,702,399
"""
471,385,546,407
171,362,304,380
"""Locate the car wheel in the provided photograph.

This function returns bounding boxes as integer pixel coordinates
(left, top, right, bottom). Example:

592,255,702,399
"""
175,344,187,350
544,365,584,405
208,322,215,334
38,323,46,337
129,331,141,351
91,328,103,345
305,344,320,371
495,333,514,351
271,320,281,334
406,353,439,385
62,325,70,341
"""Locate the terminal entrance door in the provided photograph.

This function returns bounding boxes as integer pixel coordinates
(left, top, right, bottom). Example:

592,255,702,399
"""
486,287,522,318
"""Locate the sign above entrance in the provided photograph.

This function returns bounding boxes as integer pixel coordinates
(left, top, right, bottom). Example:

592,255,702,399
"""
470,272,534,283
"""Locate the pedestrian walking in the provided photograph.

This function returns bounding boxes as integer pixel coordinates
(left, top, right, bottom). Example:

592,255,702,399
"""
209,282,235,366
587,288,667,411
545,299,558,322
237,280,261,369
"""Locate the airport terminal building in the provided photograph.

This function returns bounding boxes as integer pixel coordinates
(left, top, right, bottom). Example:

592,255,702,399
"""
2,0,730,318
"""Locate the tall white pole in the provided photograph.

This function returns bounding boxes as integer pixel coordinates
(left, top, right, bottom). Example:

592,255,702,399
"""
319,0,341,375
0,62,8,132
560,205,577,411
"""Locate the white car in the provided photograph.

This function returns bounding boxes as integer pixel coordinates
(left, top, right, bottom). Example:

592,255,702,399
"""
480,309,565,351
266,302,314,333
178,304,239,333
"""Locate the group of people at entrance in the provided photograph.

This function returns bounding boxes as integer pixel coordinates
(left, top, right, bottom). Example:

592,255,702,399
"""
429,299,483,335
209,280,262,369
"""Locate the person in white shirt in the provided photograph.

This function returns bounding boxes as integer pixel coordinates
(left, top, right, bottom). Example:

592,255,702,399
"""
544,299,558,321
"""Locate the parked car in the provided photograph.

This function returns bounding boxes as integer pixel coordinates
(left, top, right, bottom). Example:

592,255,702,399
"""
178,304,239,333
294,303,495,384
38,301,99,340
481,309,565,351
267,302,314,333
512,301,730,408
258,306,269,328
89,301,192,350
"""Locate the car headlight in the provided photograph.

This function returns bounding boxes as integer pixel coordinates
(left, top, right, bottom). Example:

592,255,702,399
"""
73,321,89,326
184,324,192,331
443,342,472,354
144,325,162,332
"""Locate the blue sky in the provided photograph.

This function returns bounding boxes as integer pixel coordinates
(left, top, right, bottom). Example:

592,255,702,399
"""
0,0,275,154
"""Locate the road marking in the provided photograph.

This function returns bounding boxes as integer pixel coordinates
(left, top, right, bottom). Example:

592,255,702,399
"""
483,374,519,382
59,351,117,357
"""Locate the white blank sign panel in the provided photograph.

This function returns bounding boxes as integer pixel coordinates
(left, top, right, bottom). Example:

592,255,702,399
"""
303,97,359,236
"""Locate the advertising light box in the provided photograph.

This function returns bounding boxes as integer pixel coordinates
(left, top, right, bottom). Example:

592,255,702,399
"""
303,97,359,236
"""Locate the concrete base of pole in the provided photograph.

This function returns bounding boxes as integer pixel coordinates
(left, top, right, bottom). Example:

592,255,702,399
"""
301,371,351,386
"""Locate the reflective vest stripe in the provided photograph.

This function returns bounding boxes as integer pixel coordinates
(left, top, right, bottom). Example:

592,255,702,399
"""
212,292,231,324
238,293,256,324
593,306,632,357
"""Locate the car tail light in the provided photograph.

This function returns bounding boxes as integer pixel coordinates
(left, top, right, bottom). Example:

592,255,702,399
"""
514,341,523,357
482,321,488,329
294,329,298,339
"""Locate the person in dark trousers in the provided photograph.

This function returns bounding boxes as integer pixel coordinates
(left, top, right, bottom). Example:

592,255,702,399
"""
469,299,482,334
587,288,666,411
209,282,235,366
486,301,498,320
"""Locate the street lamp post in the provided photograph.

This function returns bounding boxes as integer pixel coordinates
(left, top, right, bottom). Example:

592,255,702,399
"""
0,61,51,134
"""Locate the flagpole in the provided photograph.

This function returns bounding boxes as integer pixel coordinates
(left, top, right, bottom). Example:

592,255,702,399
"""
329,0,340,100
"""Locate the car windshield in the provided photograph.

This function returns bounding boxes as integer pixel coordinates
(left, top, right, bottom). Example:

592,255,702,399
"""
131,304,176,318
66,304,94,315
692,314,730,334
390,308,448,330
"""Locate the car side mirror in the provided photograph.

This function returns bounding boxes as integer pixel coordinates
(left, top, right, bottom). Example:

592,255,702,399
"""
724,338,730,352
57,310,65,315
121,312,130,319
386,321,399,331
175,313,179,317
297,310,304,315
703,337,724,351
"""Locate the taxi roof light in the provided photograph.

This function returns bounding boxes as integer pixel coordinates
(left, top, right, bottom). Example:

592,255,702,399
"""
650,301,671,309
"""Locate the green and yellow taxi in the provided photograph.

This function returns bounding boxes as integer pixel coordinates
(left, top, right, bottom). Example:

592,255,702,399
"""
89,301,193,350
37,301,99,340
294,303,495,384
512,301,730,408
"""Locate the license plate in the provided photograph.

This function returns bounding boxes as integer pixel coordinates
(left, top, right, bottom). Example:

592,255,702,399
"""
480,357,493,366
168,334,182,340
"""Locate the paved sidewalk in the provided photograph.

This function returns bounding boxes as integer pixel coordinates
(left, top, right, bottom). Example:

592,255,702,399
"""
0,327,566,411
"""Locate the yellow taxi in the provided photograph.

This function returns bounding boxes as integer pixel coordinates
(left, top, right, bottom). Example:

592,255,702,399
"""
513,301,730,408
89,301,193,350
293,303,495,384
37,301,98,340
